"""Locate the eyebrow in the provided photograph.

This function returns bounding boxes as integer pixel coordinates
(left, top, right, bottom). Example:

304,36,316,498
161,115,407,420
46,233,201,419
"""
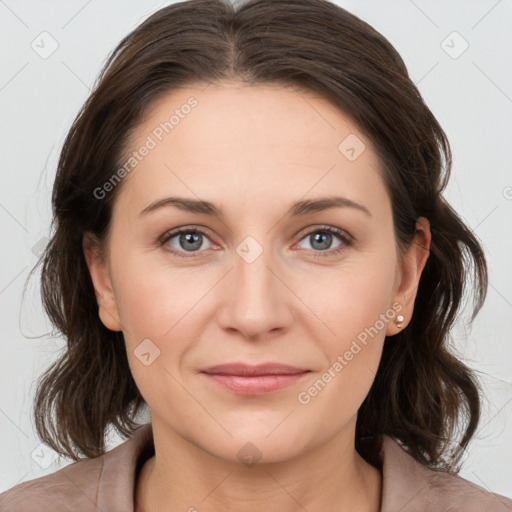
139,195,371,218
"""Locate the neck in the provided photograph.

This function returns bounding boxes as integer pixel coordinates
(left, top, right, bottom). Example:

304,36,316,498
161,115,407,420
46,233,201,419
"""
135,418,382,512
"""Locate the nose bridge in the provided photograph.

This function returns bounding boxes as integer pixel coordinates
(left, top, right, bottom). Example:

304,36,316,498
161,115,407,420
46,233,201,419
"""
215,232,292,338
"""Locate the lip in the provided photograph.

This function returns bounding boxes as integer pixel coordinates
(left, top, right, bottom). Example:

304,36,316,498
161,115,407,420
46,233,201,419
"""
201,362,309,376
200,363,311,395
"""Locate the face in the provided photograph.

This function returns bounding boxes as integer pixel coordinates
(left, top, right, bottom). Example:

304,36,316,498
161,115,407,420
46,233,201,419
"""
84,81,430,464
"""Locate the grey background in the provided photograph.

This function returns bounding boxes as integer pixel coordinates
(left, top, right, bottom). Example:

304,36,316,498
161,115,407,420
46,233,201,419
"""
1,0,511,498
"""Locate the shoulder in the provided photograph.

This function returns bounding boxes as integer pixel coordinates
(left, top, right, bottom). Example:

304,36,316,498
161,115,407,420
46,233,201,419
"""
0,455,105,512
0,424,153,512
380,435,512,512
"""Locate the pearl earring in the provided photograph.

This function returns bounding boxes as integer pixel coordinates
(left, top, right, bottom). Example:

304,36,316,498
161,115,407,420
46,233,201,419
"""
395,314,404,328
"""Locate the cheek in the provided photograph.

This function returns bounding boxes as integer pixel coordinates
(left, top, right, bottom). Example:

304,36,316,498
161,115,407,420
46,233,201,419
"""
110,256,204,408
297,247,397,343
109,248,221,391
294,247,397,406
111,228,397,396
110,243,200,337
113,232,397,350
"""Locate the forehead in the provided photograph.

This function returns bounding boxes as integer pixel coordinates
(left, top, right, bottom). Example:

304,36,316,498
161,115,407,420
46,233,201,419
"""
130,81,374,157
116,82,387,215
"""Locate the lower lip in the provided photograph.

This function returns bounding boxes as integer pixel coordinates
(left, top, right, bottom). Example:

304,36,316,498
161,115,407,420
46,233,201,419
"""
201,372,310,395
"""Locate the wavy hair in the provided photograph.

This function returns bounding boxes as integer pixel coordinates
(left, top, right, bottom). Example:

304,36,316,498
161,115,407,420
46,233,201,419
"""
29,0,487,470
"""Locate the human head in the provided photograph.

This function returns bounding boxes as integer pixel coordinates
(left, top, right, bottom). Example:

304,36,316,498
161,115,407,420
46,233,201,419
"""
33,0,486,470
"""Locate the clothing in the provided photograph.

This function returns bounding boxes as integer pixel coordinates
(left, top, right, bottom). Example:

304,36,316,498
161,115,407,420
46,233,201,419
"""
1,423,510,511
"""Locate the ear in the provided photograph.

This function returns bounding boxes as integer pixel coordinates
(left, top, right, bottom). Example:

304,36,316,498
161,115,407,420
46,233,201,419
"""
83,232,122,332
386,217,431,336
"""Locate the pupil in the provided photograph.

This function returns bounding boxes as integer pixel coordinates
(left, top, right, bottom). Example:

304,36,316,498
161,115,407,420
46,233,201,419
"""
312,232,331,250
181,232,202,251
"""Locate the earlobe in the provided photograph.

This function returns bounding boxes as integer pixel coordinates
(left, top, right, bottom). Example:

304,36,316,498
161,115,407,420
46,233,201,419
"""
386,217,431,336
82,232,123,332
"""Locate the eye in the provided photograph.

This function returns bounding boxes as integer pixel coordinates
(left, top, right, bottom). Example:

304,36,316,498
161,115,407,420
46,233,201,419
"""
295,226,352,258
160,225,353,260
160,227,213,259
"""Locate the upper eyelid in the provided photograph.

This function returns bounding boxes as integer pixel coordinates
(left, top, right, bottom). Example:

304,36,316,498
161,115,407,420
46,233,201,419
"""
160,225,215,244
297,224,352,239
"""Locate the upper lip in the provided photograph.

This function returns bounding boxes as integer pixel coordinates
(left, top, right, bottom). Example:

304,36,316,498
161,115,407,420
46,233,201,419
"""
200,363,310,376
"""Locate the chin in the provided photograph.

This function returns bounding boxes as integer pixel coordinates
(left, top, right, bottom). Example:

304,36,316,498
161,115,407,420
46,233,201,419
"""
205,429,311,466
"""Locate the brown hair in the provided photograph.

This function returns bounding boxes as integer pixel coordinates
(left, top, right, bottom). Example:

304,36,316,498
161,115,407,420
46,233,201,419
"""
30,0,487,470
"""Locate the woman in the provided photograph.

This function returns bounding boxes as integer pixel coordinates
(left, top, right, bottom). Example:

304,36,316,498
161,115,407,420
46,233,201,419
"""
1,0,510,510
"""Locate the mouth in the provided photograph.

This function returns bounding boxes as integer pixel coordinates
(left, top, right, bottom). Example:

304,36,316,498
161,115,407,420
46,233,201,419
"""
199,362,311,395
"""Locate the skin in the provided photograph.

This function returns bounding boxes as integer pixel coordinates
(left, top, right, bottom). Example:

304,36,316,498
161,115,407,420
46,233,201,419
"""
84,81,431,512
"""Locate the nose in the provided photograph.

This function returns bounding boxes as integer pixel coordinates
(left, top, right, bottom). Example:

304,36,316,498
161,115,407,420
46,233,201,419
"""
215,237,294,341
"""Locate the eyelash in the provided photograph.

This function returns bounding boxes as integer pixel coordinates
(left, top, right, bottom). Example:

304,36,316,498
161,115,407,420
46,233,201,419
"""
159,225,353,260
